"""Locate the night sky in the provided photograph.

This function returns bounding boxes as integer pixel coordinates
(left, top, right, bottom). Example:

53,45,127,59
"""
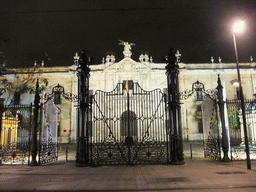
0,0,256,68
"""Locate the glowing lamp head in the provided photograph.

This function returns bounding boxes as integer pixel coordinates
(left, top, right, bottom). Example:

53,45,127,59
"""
233,20,245,34
231,79,239,87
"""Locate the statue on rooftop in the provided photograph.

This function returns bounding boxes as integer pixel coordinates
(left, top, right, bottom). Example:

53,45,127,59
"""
119,40,136,58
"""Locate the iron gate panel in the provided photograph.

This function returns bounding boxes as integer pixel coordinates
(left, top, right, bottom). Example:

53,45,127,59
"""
91,82,168,165
202,98,221,160
39,98,58,164
227,99,256,160
0,104,32,165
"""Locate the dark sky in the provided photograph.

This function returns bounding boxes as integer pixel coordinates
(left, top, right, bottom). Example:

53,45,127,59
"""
0,0,256,68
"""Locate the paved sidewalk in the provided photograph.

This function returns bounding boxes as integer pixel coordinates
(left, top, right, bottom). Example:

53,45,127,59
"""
1,158,256,191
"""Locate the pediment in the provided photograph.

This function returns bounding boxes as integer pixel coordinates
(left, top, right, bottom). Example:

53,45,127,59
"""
104,57,151,72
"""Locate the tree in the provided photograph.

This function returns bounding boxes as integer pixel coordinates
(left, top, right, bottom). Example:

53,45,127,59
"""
1,64,48,105
228,110,240,130
0,33,12,98
228,110,242,146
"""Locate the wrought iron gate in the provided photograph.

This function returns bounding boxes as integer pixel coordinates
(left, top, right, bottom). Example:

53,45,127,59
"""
39,98,58,164
179,80,220,160
91,82,168,165
202,98,221,160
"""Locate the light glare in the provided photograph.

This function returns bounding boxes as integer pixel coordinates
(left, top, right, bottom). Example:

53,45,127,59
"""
233,21,245,33
231,79,239,87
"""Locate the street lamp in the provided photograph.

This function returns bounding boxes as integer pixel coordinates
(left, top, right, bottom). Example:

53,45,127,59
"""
232,20,251,170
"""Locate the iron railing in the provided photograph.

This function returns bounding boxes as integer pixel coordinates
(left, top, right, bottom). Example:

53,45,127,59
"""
227,99,256,160
0,104,32,165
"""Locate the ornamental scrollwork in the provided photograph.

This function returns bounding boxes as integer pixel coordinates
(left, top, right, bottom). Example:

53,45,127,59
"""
204,89,218,100
39,84,78,103
192,80,205,91
63,92,78,102
52,84,64,95
179,89,194,100
179,80,217,100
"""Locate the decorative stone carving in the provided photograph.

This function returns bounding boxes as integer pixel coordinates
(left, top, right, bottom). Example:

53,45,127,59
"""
139,54,143,62
122,60,134,71
119,40,135,58
74,52,80,65
211,56,214,63
144,54,149,62
105,55,115,64
106,55,111,63
139,54,149,62
110,55,116,63
218,57,221,63
175,50,181,63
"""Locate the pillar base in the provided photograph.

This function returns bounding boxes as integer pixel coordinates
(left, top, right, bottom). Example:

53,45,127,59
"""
75,162,89,167
30,160,38,166
222,156,230,162
169,161,185,165
169,158,185,165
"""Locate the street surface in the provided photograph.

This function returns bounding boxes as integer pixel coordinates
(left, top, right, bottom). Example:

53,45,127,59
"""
1,142,256,191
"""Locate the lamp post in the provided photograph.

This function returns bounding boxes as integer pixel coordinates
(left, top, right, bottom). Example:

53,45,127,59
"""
232,20,251,169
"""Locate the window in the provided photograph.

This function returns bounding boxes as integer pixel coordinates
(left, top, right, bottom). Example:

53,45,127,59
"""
196,105,202,119
198,120,203,133
52,84,64,104
196,105,203,133
123,80,133,90
14,92,20,105
54,92,61,104
196,90,203,101
57,123,61,137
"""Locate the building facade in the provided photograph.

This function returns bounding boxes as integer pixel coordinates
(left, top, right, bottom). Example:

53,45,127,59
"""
1,43,256,144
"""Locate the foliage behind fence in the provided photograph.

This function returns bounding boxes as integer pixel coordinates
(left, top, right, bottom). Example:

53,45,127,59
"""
227,99,256,160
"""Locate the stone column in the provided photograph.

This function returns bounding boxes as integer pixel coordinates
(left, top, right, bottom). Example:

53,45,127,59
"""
165,49,185,165
217,75,230,162
76,50,90,166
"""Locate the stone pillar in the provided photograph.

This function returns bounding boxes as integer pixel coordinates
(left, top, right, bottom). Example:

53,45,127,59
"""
30,79,40,166
217,75,230,162
76,50,90,166
165,49,185,165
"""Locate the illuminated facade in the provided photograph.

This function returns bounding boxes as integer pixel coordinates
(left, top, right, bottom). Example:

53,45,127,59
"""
0,111,19,147
1,45,256,143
